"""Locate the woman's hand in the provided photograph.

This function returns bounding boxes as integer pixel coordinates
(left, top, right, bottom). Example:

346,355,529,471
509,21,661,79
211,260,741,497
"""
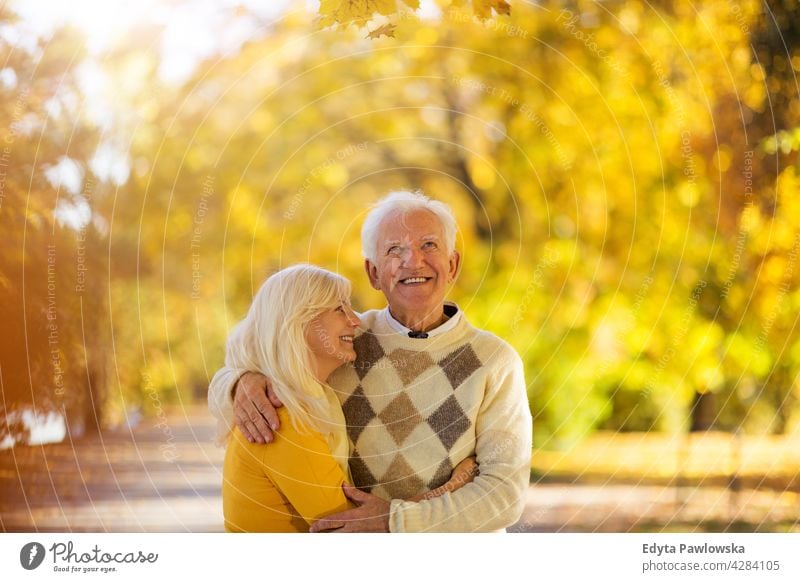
408,455,479,502
451,455,479,483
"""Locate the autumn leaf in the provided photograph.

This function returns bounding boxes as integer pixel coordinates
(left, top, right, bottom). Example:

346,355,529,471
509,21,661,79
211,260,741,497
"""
472,0,511,20
366,23,397,39
319,0,512,28
319,0,393,27
493,0,511,16
11,0,791,453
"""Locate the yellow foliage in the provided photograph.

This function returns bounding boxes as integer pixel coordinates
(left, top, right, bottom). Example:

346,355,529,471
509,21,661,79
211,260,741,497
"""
36,0,794,443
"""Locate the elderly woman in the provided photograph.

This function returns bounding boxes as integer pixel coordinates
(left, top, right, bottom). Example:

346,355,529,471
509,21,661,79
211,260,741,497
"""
221,264,475,532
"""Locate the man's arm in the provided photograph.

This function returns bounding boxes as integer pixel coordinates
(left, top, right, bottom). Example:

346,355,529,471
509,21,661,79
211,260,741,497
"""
388,352,532,532
208,367,242,445
208,368,281,445
311,352,531,533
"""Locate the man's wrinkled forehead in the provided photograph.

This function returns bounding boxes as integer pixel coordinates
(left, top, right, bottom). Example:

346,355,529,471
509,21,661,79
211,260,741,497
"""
378,208,444,239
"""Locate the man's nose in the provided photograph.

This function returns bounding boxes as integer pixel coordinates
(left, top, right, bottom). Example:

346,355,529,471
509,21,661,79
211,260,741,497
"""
402,247,424,268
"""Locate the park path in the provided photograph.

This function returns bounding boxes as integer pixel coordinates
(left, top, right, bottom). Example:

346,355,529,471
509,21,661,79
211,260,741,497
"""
2,408,798,532
1,406,224,532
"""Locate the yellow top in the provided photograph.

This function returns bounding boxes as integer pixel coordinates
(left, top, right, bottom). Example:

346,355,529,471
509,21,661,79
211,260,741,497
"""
222,406,353,532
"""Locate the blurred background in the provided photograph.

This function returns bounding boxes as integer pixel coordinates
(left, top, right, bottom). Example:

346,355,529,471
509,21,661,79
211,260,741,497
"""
1,0,799,532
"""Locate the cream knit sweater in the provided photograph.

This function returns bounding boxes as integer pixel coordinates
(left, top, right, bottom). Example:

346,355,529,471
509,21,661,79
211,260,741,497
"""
209,307,532,532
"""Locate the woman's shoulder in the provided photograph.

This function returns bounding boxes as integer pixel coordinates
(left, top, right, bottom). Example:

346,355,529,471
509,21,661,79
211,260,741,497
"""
228,407,326,454
270,407,330,452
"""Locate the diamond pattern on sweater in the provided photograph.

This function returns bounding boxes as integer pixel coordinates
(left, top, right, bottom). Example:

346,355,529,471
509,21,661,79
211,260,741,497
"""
349,451,377,492
388,348,435,385
428,457,453,490
405,367,456,418
381,454,425,500
378,392,423,445
327,362,359,404
341,385,376,444
438,344,482,390
427,394,472,450
353,331,385,380
340,314,491,502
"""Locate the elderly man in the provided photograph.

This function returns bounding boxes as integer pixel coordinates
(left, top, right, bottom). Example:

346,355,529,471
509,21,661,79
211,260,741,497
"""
209,191,532,532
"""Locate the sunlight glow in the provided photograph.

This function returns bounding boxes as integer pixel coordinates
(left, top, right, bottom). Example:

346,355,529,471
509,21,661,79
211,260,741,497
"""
13,0,290,83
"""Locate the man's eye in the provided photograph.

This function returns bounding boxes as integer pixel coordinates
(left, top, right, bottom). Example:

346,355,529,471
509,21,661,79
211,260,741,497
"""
423,241,438,250
387,246,401,255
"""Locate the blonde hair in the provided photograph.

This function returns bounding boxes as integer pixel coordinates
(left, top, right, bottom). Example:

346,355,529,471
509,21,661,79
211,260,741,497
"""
224,264,351,438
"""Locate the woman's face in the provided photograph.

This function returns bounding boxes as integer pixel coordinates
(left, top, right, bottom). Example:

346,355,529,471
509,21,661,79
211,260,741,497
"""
306,301,361,372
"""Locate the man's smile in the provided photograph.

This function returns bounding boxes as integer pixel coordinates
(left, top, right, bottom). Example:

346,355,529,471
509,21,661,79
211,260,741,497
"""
399,276,433,285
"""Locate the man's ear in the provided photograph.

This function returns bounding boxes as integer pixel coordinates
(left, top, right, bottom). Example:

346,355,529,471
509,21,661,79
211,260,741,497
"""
448,250,461,283
365,259,381,290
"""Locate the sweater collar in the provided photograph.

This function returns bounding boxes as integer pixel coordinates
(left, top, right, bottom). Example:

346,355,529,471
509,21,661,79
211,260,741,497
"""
381,302,462,338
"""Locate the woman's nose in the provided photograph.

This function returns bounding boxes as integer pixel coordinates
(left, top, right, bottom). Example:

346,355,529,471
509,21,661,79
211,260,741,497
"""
346,308,361,327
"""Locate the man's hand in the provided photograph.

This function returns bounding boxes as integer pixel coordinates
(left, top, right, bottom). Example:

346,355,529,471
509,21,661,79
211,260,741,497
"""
309,485,390,533
233,371,283,443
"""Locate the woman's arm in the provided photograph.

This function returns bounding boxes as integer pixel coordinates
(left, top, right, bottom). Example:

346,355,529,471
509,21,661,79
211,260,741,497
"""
261,417,355,525
227,407,354,529
407,456,478,502
308,457,481,533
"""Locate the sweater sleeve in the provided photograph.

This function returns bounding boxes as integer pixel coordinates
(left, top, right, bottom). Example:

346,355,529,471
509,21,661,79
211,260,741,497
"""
388,351,532,532
208,366,245,446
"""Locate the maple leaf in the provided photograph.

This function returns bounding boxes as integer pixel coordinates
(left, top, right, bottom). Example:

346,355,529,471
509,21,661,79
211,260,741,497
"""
366,23,397,39
319,0,378,27
472,0,511,20
318,0,407,27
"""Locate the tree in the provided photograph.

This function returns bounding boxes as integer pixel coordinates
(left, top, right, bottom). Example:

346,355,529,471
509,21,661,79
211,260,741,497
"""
0,14,107,444
8,0,797,448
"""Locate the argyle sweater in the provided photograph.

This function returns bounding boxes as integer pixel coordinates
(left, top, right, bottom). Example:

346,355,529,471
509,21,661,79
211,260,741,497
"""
209,308,532,532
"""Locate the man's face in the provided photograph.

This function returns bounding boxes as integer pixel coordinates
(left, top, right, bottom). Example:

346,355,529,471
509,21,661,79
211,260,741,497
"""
365,209,460,318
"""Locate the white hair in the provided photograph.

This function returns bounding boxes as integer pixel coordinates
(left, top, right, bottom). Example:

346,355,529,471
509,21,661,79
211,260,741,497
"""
360,190,458,264
223,264,350,437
